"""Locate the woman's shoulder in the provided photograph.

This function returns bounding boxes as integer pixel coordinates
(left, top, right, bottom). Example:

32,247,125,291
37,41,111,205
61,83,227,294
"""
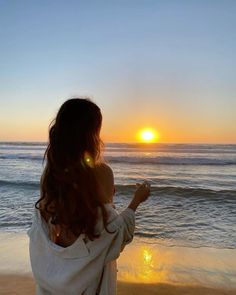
94,162,115,203
94,162,114,186
95,162,113,176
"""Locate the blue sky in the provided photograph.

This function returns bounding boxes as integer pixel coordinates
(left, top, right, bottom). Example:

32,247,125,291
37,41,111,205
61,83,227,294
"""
0,0,235,142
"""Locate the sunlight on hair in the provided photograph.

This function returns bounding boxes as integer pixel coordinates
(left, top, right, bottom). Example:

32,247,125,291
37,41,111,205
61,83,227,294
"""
83,151,95,168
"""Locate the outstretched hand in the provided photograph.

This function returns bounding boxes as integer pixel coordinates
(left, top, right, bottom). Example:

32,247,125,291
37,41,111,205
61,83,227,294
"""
134,181,151,203
128,181,151,212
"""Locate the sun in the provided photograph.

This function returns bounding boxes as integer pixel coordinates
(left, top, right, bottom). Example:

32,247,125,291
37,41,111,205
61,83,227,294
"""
138,128,159,143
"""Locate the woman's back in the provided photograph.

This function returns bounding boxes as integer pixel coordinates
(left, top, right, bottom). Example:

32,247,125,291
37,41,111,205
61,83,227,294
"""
41,163,115,248
28,198,135,294
28,98,150,295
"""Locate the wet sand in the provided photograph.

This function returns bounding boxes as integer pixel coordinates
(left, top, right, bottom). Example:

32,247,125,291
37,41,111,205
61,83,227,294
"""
0,275,235,295
0,232,236,294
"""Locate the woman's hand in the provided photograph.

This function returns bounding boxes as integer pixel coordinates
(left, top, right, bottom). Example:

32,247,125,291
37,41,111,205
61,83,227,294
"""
134,181,151,203
128,181,151,212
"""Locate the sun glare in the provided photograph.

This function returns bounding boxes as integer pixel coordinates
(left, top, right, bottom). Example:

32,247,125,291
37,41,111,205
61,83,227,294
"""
138,128,158,143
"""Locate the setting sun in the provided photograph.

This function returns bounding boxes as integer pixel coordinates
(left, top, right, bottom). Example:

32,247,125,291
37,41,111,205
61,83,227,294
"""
138,128,159,143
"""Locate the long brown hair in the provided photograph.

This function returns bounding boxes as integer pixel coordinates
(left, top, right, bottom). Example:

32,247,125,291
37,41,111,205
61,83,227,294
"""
35,98,109,240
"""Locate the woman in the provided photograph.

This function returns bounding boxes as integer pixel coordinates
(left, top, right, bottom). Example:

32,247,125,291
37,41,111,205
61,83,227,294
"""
28,98,150,295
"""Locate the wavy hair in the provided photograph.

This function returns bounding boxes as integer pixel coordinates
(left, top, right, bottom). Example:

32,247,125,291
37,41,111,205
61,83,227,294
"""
35,98,109,240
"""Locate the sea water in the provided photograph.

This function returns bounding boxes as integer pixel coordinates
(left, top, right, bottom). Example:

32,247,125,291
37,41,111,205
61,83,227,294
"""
0,142,236,250
1,142,236,288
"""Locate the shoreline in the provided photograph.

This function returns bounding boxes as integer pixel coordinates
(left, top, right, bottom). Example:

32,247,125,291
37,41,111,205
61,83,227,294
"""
0,274,235,295
1,232,236,292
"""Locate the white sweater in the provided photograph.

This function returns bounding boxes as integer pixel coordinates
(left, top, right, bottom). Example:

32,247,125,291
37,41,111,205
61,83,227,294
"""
27,204,135,295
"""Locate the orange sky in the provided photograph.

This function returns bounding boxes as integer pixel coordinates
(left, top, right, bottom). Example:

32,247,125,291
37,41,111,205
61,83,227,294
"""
1,101,235,144
0,2,236,144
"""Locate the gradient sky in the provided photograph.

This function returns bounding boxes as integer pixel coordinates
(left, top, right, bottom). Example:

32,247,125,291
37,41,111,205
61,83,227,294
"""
0,0,235,143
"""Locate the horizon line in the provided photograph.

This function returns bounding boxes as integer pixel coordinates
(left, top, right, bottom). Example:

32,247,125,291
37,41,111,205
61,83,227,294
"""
0,140,236,145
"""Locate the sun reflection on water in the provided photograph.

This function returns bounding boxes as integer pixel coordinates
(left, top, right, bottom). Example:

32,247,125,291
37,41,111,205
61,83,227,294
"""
117,239,236,288
118,244,169,283
141,248,155,281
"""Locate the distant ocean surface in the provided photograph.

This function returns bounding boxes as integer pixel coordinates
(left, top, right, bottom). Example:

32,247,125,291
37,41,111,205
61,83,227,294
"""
0,142,236,249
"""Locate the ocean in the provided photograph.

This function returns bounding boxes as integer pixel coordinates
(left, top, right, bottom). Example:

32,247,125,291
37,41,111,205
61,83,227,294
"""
0,142,236,250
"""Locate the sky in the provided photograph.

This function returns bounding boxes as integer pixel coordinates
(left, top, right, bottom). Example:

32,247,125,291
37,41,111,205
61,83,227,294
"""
0,0,235,143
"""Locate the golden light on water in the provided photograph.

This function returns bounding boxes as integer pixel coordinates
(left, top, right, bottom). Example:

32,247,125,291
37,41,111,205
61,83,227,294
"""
141,248,155,281
118,244,168,283
117,240,235,287
138,128,159,143
143,249,153,264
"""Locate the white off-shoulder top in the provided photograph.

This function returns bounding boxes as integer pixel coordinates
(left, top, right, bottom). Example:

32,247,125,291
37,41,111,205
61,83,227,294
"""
27,204,135,295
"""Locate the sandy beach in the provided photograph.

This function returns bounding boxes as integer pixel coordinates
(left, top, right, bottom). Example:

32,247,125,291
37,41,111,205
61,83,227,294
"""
1,274,236,295
0,232,236,294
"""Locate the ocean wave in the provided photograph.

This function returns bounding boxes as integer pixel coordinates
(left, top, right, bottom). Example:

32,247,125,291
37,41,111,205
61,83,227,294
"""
0,142,46,146
105,146,236,154
0,179,39,189
0,154,43,161
106,156,236,165
1,179,235,198
1,153,236,166
1,143,236,156
115,184,236,198
107,143,236,148
0,146,45,151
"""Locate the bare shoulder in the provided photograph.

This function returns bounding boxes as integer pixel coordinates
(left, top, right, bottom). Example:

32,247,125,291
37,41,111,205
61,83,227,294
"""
94,162,114,202
95,162,114,179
